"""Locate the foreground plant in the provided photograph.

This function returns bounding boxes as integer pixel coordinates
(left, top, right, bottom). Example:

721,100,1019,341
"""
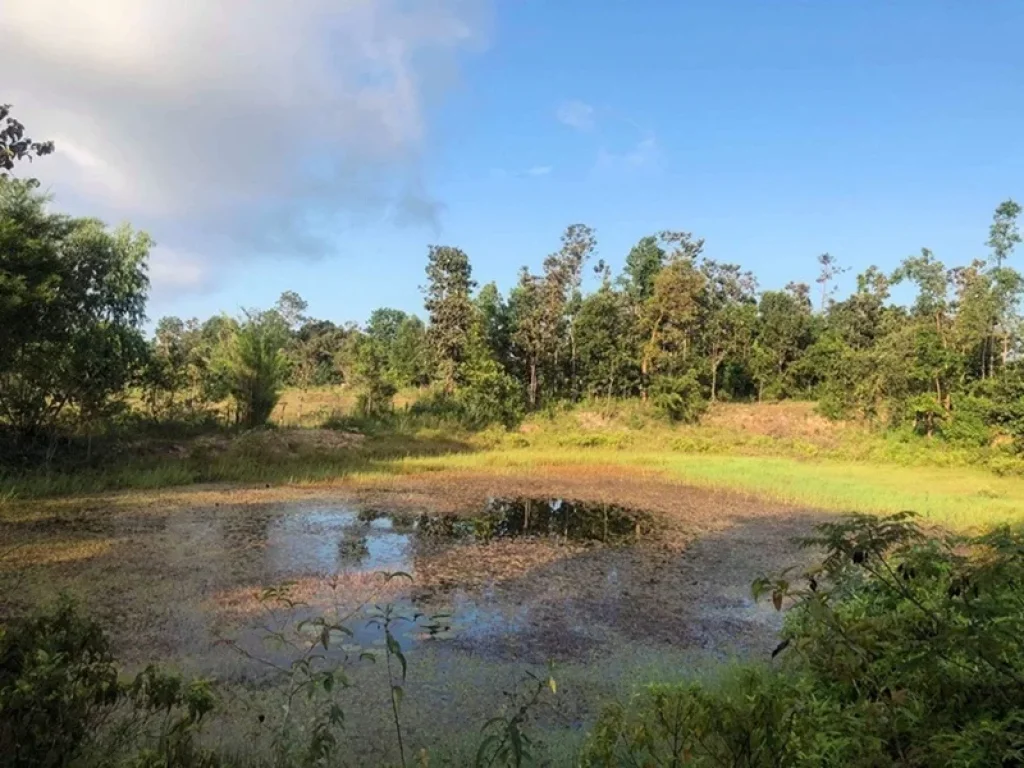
585,512,1024,767
0,597,218,768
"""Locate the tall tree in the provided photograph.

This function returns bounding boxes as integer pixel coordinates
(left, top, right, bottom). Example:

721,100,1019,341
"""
754,283,814,399
988,199,1022,269
621,235,666,304
638,231,706,399
544,223,596,399
422,245,476,393
575,285,639,399
815,252,848,313
509,269,547,408
475,282,513,371
389,315,430,387
987,199,1023,367
700,261,758,401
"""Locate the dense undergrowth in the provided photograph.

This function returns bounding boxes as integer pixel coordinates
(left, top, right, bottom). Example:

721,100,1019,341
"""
5,513,1024,767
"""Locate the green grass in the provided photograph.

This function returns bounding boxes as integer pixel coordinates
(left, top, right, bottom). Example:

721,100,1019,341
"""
4,399,1024,531
380,448,1024,530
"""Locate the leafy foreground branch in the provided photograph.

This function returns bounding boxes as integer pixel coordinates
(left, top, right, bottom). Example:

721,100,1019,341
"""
6,515,1024,767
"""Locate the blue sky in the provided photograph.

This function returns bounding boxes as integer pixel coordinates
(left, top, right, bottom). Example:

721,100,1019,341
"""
6,0,1024,327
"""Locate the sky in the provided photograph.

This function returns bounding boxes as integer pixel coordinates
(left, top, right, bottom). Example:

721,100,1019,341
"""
3,0,1023,327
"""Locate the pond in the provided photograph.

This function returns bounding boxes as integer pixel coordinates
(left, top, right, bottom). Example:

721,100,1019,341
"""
1,488,802,760
211,498,657,659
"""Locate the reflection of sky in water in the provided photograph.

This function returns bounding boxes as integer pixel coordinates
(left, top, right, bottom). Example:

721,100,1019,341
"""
263,508,413,578
242,499,653,656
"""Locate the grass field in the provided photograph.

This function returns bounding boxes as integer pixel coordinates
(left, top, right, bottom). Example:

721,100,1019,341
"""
3,396,1023,530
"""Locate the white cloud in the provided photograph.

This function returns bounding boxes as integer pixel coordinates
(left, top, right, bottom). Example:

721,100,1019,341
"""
556,100,596,131
0,0,488,292
147,247,217,302
596,135,660,172
525,165,552,177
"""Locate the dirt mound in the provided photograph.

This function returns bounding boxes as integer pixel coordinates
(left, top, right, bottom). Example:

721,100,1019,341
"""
703,401,843,441
576,410,612,429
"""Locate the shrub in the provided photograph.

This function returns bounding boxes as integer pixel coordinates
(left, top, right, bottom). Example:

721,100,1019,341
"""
0,597,120,766
355,378,397,418
410,371,523,431
587,512,1024,767
941,395,994,446
0,599,218,768
650,372,708,424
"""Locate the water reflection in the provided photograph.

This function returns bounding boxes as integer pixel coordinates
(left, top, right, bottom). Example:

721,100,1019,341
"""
258,498,648,579
229,497,652,656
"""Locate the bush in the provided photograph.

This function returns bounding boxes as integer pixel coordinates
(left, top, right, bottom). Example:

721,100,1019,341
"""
588,512,1024,767
650,372,708,424
355,378,397,418
0,597,120,766
0,599,218,768
455,366,524,429
941,395,994,446
410,372,523,431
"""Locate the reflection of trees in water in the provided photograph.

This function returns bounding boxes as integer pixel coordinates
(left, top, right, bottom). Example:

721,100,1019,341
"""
411,498,647,545
337,533,370,566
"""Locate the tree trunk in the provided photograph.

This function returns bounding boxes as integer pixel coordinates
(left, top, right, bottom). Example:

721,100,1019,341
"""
529,359,538,409
710,360,718,402
569,323,577,402
640,355,649,403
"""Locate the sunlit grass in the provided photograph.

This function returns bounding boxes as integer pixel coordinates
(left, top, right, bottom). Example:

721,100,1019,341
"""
381,448,1024,530
4,398,1024,531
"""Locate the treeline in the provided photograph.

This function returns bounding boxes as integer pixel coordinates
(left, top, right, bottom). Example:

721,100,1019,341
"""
147,203,1024,447
3,104,1024,452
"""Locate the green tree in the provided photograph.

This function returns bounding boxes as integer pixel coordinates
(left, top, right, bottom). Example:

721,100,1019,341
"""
475,281,513,371
700,260,757,401
349,334,397,417
754,283,814,399
639,232,706,399
509,269,547,408
621,235,666,303
215,309,289,428
287,319,346,390
389,315,430,387
0,179,150,441
575,285,639,399
423,245,475,393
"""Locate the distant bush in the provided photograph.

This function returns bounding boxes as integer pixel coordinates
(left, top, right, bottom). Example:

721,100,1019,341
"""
941,395,994,446
355,378,397,418
650,373,708,424
410,373,523,431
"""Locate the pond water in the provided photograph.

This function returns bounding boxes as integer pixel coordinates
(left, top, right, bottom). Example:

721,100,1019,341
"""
2,489,801,761
222,498,655,659
260,497,649,578
3,493,785,678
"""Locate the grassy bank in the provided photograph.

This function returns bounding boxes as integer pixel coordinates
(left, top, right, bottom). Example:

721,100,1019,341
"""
3,399,1023,529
